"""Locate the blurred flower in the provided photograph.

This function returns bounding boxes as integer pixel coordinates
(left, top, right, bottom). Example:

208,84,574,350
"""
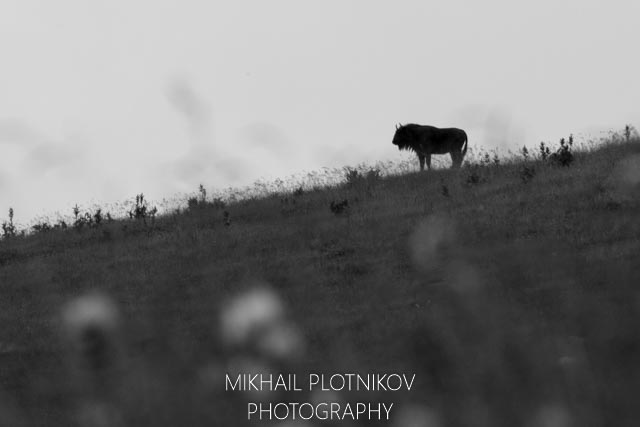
219,283,304,360
219,285,284,347
62,293,120,337
257,321,304,360
60,292,121,373
408,216,457,271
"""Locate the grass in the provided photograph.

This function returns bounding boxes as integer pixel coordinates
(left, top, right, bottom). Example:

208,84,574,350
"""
0,135,639,426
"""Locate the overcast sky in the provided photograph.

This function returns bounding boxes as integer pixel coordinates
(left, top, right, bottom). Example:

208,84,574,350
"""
1,0,639,225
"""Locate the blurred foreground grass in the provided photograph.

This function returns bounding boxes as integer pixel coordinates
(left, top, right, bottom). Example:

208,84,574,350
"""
1,137,639,426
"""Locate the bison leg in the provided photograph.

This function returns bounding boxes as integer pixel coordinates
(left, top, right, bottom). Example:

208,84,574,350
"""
425,154,432,170
450,151,462,169
418,154,426,171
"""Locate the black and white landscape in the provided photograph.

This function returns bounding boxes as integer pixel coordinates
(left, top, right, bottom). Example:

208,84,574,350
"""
1,1,639,426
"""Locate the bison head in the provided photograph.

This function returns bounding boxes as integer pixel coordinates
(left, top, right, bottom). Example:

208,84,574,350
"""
392,123,416,151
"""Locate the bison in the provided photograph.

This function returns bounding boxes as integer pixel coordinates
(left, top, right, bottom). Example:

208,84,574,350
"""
392,124,468,170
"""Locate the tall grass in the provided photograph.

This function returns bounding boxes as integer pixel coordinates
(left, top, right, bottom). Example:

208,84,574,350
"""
0,132,639,426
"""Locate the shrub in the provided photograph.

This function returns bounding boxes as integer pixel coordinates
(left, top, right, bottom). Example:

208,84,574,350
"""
187,197,199,211
550,135,574,167
624,124,638,142
129,194,148,220
124,194,157,227
344,167,381,187
32,221,52,234
73,212,92,230
198,184,207,203
539,142,551,161
1,208,17,239
344,168,362,185
68,206,111,231
93,208,103,226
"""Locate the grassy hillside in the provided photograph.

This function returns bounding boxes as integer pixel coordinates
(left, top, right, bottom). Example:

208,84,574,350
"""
1,137,639,426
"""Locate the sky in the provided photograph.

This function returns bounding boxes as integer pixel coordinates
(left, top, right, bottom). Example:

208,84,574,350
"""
1,0,639,226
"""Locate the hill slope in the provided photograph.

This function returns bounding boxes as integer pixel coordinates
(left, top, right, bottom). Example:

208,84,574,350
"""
1,139,639,426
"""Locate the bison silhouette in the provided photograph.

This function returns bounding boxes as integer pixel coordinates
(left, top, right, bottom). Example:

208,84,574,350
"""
393,124,468,170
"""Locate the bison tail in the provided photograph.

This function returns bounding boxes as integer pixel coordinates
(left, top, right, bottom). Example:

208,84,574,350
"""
462,133,468,156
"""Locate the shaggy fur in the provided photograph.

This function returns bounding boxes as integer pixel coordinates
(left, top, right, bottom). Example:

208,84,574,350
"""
392,124,468,170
